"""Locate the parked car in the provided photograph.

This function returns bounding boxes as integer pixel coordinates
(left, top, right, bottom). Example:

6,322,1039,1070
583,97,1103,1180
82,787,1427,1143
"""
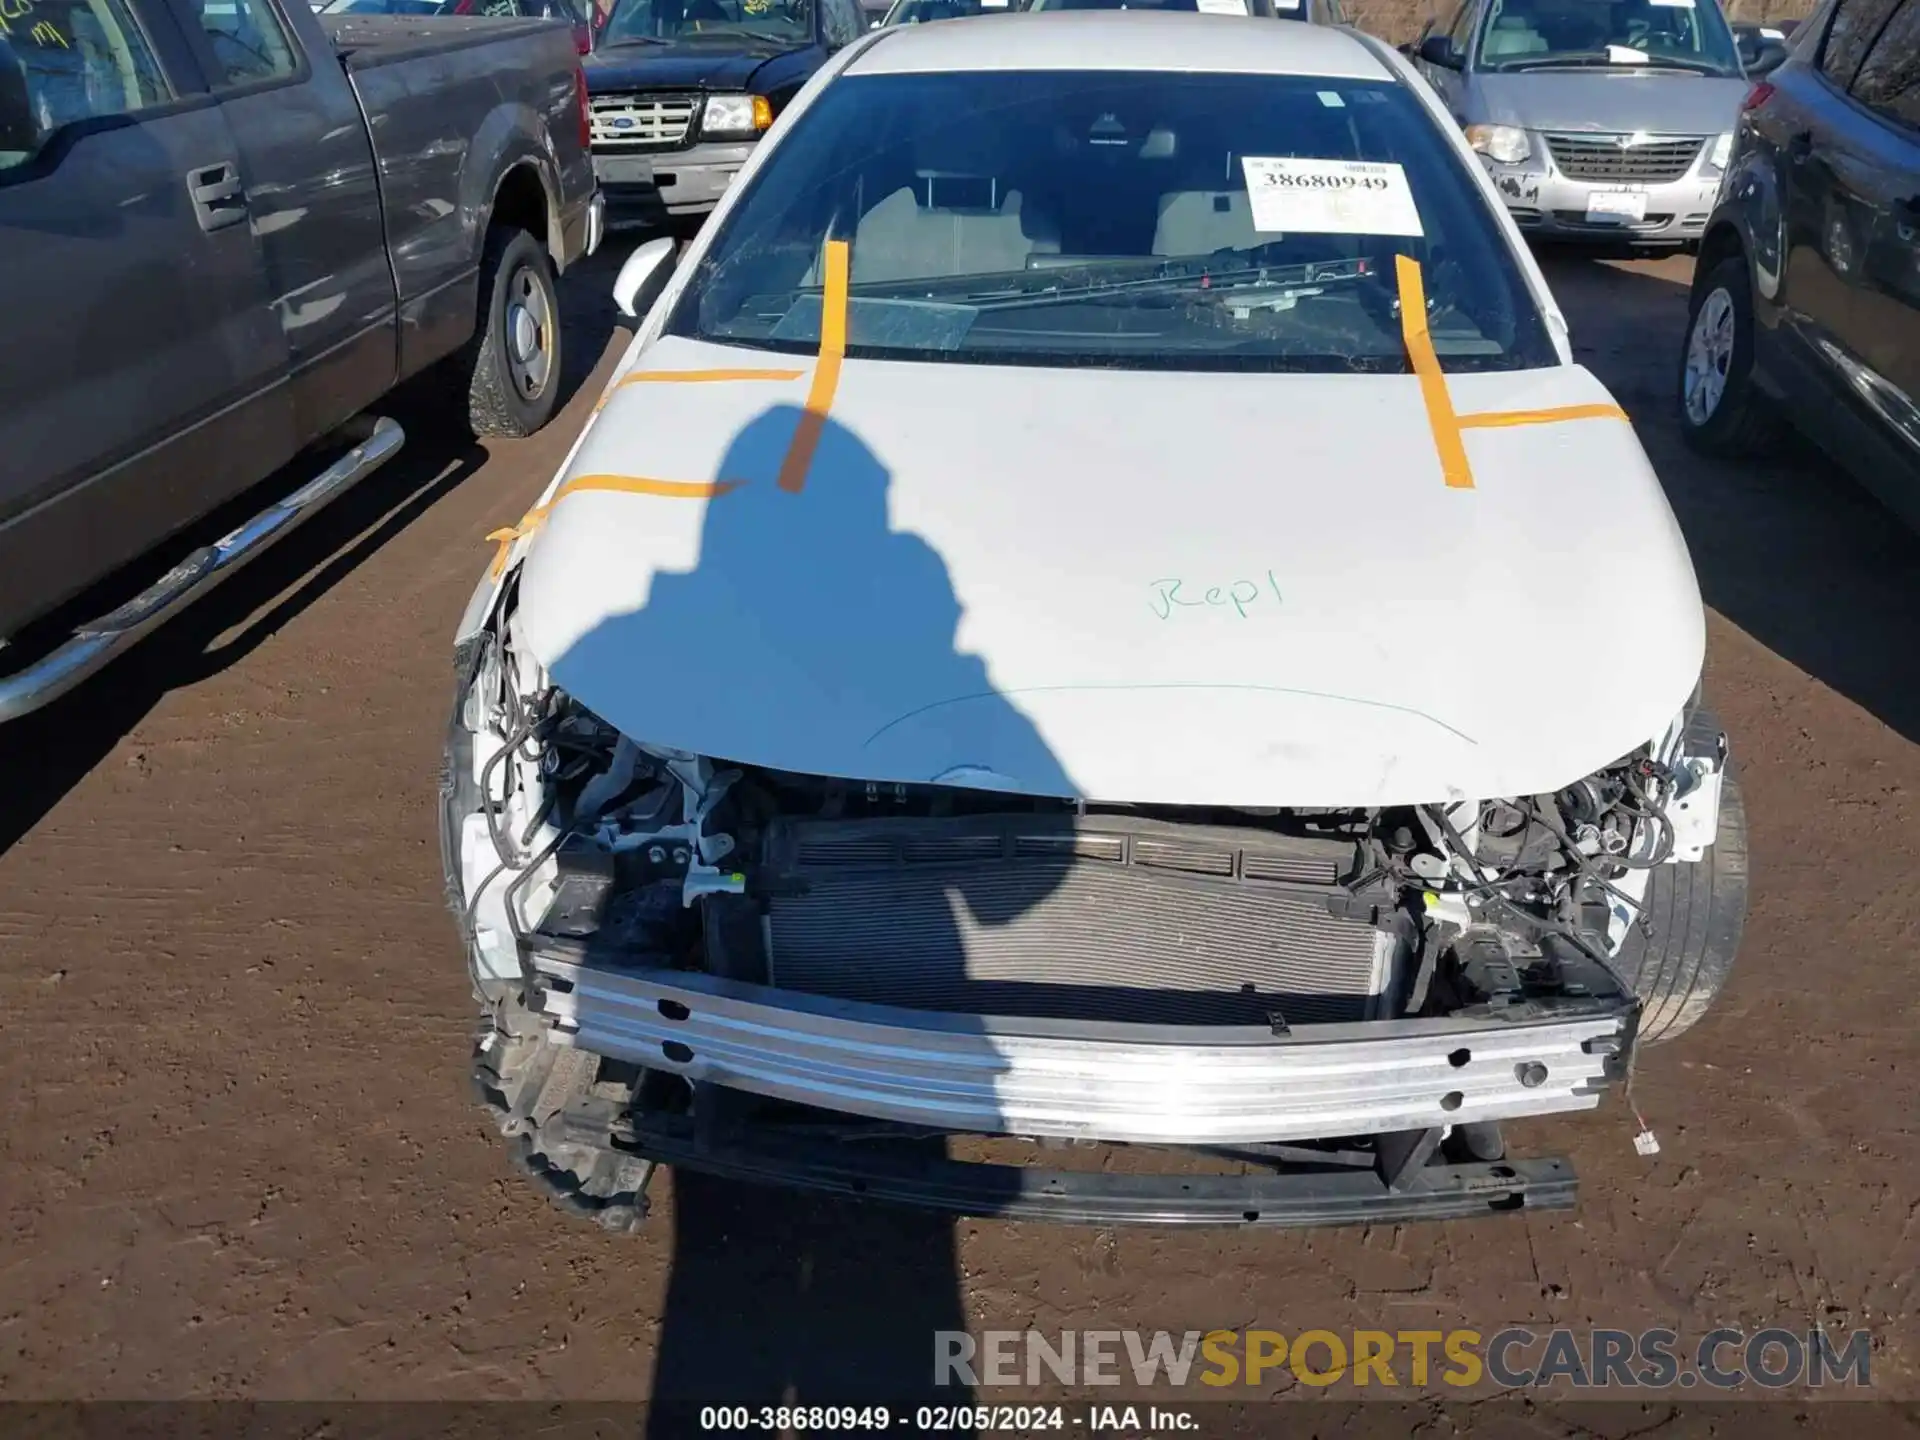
1407,0,1771,245
1022,0,1349,17
448,12,1743,1230
874,0,1018,24
584,0,865,225
878,0,1344,22
1678,0,1920,529
0,0,600,721
321,0,595,53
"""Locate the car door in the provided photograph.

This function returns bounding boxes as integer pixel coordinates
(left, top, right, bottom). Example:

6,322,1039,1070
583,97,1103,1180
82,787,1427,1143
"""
1773,0,1897,377
1420,0,1478,118
0,0,287,640
1835,0,1920,479
164,0,395,448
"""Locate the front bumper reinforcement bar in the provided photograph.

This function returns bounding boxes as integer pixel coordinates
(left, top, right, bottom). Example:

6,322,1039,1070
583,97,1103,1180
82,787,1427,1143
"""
611,1114,1580,1227
532,954,1631,1147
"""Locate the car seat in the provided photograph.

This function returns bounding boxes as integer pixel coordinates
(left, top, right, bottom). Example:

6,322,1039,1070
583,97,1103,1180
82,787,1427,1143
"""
1151,188,1256,256
850,181,1062,282
1481,12,1547,56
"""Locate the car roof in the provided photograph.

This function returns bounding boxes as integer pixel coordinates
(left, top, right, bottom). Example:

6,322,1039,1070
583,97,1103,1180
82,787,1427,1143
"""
845,9,1393,77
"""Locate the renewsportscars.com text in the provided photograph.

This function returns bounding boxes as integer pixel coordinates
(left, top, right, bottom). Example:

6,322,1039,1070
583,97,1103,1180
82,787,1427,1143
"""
935,1327,1872,1391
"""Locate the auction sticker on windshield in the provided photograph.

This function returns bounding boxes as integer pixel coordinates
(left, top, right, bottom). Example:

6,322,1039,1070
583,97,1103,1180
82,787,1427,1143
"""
1241,157,1423,237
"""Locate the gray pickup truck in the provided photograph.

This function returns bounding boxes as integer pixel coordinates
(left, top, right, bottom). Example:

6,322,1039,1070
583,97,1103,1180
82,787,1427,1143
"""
0,0,601,719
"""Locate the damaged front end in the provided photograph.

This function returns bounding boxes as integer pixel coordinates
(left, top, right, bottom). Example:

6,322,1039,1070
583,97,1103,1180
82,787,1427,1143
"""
441,583,1736,1230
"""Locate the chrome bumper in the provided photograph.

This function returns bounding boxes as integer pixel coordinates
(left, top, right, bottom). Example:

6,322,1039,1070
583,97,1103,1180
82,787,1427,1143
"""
585,191,605,258
533,956,1629,1146
1485,161,1722,241
593,141,755,219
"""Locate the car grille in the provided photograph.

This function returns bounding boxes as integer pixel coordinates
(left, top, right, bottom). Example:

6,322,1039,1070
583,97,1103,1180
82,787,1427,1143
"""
589,93,696,149
1543,132,1706,184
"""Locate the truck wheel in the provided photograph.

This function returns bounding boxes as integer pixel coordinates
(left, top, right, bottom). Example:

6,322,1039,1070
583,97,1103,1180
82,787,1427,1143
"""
1677,253,1780,458
465,225,563,439
1614,709,1749,1045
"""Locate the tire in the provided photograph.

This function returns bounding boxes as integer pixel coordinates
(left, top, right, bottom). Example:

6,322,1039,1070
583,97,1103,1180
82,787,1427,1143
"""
1615,708,1749,1045
1677,252,1781,458
462,225,563,440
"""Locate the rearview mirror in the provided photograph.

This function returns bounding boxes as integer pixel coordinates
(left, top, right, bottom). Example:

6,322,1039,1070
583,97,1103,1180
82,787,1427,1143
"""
0,38,37,153
1417,34,1462,68
612,235,677,320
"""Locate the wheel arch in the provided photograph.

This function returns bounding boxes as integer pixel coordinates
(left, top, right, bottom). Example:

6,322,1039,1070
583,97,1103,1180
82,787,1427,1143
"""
1693,221,1747,298
488,158,562,270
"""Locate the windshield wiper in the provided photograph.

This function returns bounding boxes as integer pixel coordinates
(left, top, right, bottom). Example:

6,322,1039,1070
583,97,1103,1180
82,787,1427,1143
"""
599,33,671,44
833,253,1366,309
1496,51,1728,74
954,256,1378,313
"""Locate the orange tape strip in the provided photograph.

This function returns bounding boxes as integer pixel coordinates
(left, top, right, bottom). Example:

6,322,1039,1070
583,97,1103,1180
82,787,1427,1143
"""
486,473,745,575
1395,254,1473,491
593,367,805,415
486,247,853,573
555,473,745,501
1457,402,1630,430
776,238,850,495
617,367,806,387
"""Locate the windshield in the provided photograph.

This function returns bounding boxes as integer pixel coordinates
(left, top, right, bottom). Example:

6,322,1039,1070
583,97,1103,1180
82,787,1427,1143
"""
1025,0,1270,12
668,70,1557,373
1474,0,1742,73
885,0,1016,21
601,0,811,43
323,0,449,12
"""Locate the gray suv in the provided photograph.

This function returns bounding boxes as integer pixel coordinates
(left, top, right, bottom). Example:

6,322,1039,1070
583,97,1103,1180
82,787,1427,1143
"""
1409,0,1778,244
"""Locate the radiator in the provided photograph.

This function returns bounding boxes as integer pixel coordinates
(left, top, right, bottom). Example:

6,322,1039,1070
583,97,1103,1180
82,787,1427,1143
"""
760,814,1400,1026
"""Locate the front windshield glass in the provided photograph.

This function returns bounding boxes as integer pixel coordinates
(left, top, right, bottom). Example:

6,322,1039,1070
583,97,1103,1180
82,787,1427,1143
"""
668,70,1557,372
601,0,811,44
1025,0,1263,12
323,0,448,13
1474,0,1742,73
885,0,1015,22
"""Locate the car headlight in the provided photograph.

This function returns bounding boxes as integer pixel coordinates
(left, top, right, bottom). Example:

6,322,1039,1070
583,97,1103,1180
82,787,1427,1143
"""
1465,123,1531,165
702,93,773,139
1706,131,1734,173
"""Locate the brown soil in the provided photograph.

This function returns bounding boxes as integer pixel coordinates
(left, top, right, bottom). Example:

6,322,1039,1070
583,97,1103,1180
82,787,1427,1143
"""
2,246,1916,1413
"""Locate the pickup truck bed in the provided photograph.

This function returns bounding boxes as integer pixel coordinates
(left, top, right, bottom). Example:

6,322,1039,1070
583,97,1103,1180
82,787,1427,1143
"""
0,0,600,717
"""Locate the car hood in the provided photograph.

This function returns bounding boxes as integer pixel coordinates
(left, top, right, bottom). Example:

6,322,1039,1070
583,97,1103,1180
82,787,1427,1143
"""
512,337,1704,808
583,44,789,92
1471,70,1750,136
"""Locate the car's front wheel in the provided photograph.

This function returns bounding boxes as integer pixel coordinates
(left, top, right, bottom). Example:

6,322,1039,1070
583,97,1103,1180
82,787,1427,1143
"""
1677,252,1779,457
1614,708,1748,1044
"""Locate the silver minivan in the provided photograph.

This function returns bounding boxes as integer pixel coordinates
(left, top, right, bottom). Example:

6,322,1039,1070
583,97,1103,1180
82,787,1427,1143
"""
1407,0,1781,244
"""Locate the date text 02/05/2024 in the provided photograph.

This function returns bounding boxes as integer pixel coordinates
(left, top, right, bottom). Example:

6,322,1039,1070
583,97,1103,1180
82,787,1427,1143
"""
1150,572,1283,620
695,1404,1196,1432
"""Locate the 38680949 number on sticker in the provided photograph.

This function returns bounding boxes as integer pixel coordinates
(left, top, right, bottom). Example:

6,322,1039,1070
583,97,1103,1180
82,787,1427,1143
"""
1240,156,1425,238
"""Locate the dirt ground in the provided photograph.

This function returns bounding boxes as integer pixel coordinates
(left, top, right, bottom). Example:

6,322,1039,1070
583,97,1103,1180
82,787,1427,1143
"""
2,242,1917,1420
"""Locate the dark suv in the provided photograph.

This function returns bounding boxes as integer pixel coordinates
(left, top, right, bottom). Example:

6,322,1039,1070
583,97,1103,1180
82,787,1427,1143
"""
1678,0,1920,529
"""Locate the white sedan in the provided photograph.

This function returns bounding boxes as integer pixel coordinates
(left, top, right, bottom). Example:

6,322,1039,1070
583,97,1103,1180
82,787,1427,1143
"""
446,11,1743,1230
